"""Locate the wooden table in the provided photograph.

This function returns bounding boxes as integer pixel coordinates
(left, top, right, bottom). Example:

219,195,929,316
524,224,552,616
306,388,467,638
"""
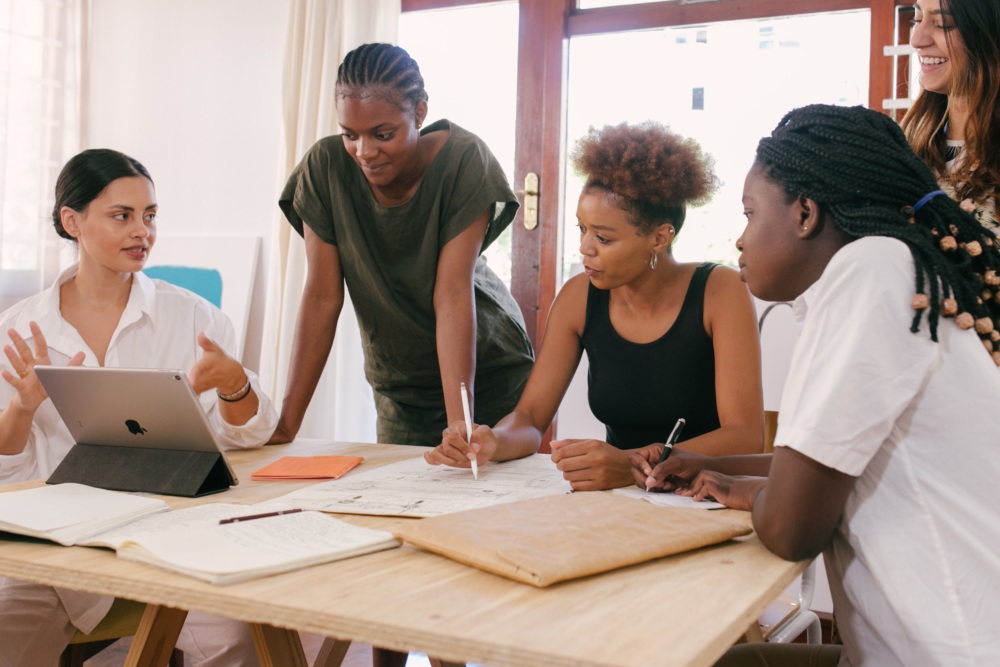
0,441,805,667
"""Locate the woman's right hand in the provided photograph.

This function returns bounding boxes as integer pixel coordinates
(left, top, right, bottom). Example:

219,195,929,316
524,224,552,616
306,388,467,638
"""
629,447,712,491
424,421,498,468
2,322,84,413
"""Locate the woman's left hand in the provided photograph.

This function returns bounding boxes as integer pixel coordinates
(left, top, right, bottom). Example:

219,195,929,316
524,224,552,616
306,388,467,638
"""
187,332,245,395
549,438,633,491
675,471,766,511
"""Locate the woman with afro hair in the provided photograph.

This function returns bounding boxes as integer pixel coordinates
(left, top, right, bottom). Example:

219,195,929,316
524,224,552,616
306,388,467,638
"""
426,121,765,491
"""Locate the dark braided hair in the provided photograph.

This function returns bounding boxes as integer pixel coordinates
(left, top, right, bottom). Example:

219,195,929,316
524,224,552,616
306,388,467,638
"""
570,121,717,235
336,43,428,112
756,104,1000,364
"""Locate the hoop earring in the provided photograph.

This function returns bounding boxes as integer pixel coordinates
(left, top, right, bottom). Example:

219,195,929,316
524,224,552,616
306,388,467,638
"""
649,253,658,270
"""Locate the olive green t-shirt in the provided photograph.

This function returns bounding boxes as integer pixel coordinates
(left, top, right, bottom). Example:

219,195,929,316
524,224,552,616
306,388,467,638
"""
279,120,534,442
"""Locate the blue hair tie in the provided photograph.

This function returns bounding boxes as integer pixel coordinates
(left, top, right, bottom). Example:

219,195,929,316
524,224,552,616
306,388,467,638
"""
913,189,948,212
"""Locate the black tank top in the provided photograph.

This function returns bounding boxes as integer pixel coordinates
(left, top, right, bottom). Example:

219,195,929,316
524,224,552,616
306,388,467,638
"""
581,263,720,449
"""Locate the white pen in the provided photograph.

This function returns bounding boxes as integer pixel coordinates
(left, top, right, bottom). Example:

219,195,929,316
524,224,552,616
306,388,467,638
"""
461,381,478,480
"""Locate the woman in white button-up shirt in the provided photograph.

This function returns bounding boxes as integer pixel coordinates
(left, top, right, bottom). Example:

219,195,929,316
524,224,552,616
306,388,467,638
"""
0,149,278,667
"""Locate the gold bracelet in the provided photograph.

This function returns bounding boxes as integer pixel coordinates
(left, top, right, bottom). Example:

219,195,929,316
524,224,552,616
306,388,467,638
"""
217,376,251,403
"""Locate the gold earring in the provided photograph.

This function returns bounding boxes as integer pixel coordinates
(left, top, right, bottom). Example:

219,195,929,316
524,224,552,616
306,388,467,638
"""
649,253,658,270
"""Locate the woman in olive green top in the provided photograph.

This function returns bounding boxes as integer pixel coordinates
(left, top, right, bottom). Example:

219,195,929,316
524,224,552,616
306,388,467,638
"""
274,42,534,448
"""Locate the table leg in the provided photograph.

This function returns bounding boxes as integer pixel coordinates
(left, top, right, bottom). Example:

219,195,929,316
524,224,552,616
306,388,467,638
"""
313,637,352,667
123,604,188,667
740,622,765,643
250,623,309,667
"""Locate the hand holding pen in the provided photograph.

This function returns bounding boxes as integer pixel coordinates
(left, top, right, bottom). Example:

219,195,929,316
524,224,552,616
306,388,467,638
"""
645,418,685,491
461,382,478,480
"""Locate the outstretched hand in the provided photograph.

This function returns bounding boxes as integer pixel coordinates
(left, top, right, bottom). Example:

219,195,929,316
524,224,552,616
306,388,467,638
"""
2,322,84,412
187,332,246,395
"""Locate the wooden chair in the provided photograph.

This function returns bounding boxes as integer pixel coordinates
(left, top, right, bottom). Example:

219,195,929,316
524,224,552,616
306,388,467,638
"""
59,597,184,667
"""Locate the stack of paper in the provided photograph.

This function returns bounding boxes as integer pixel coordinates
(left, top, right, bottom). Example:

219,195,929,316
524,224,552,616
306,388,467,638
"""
0,483,169,546
273,453,572,517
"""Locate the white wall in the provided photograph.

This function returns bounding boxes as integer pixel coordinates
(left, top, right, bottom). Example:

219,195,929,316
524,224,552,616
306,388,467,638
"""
86,0,290,370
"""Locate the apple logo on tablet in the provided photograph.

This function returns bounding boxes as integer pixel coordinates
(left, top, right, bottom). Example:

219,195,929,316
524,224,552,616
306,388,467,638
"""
125,419,147,435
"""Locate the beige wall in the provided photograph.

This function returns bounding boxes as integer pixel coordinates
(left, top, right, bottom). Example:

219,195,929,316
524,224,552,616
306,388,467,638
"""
86,0,290,370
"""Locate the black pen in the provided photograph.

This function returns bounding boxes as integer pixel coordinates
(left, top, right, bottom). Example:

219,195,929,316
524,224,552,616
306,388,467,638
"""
646,418,685,491
219,508,303,525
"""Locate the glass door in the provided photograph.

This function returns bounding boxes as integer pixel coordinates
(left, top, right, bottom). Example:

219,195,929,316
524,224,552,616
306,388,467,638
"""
562,11,872,278
399,2,520,287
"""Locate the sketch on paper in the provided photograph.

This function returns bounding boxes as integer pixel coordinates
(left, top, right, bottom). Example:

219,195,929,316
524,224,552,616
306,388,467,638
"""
271,454,572,517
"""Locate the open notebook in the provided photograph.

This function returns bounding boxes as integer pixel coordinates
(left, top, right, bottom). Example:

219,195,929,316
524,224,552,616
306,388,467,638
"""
0,483,399,585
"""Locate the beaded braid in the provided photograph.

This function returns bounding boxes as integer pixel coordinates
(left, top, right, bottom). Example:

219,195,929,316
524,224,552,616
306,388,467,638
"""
336,43,428,111
756,104,1000,365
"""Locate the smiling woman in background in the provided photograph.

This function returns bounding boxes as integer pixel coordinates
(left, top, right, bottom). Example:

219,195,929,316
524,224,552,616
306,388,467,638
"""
901,0,1000,231
0,148,277,666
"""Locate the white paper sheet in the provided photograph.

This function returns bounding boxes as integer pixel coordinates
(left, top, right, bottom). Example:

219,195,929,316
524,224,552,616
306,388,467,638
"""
612,487,725,510
271,454,573,517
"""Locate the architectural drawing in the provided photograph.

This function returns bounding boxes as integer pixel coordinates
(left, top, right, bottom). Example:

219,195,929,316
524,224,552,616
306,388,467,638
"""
273,454,572,517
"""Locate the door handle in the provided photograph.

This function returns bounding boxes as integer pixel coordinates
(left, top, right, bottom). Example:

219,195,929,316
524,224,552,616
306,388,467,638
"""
519,172,539,230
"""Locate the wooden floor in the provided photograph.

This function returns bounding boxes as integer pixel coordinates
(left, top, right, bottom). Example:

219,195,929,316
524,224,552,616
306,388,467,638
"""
84,634,436,667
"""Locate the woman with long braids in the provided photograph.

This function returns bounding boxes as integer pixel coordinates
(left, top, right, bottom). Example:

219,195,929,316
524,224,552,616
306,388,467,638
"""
634,104,1000,666
902,0,1000,231
274,42,533,452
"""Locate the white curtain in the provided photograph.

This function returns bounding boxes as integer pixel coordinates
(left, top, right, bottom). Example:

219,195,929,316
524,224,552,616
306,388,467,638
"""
0,0,83,312
260,0,399,441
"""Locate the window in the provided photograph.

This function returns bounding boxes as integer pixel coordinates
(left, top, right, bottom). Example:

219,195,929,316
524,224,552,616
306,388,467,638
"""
0,0,82,311
561,10,870,280
399,2,519,287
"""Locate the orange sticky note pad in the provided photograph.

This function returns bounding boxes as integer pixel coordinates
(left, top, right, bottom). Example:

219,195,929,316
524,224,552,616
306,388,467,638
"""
250,456,364,481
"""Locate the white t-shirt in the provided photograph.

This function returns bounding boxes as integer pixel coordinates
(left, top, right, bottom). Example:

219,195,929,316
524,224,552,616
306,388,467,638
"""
0,265,278,483
775,237,1000,667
